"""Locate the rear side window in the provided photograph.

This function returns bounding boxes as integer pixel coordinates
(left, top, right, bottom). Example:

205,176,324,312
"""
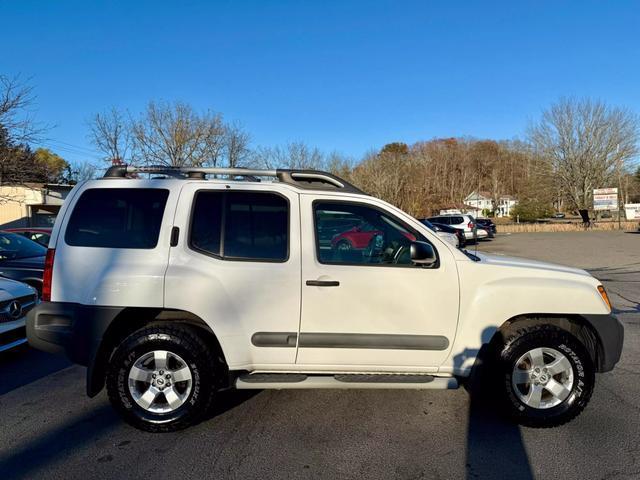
190,191,288,262
65,188,169,248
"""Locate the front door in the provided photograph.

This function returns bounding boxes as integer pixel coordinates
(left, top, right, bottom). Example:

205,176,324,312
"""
297,195,459,371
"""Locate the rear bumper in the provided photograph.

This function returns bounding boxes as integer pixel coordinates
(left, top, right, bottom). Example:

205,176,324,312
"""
27,302,124,395
582,313,624,372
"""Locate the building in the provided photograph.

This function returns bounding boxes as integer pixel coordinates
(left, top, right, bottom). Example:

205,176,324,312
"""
0,184,74,228
464,191,517,218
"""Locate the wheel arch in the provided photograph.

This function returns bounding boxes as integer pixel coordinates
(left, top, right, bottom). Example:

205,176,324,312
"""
89,307,229,397
491,314,602,371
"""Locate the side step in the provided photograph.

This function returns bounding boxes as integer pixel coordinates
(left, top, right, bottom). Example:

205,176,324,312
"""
236,373,458,390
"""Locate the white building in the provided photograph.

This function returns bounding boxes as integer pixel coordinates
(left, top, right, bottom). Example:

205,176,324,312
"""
464,191,517,218
0,184,74,228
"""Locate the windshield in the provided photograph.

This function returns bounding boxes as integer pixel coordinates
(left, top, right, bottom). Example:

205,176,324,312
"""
0,232,47,260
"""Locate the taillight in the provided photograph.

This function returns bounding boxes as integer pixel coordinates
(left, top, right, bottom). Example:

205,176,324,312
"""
42,248,55,301
468,222,474,229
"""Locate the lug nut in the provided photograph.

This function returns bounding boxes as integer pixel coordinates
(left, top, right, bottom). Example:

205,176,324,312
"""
166,382,171,387
166,374,171,379
152,374,156,378
159,370,164,375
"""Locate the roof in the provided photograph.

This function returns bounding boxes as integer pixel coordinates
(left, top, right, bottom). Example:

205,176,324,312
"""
102,165,366,195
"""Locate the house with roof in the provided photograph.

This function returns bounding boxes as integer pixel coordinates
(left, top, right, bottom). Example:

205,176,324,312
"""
464,191,517,218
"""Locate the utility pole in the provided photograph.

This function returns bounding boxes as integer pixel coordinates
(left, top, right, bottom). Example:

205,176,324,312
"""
617,144,622,230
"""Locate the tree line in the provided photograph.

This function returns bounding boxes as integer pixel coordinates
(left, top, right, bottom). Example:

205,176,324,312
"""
2,73,639,220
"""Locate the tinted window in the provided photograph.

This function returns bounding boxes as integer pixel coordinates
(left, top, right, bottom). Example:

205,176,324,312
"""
0,233,46,260
315,202,424,266
190,191,288,262
65,189,169,248
190,192,223,255
224,192,288,260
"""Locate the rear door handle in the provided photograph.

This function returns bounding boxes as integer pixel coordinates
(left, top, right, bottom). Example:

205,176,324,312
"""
306,280,340,287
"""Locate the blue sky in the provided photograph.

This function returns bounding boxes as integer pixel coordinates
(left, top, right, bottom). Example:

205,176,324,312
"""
2,0,639,165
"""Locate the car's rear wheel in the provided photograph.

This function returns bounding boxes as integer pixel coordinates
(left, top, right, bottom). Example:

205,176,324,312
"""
336,240,353,251
499,324,595,427
106,324,217,432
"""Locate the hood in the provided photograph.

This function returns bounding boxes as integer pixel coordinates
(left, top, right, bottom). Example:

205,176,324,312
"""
0,277,37,300
473,252,591,277
0,255,45,270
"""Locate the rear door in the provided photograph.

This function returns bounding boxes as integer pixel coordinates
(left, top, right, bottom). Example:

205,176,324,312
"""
165,183,301,370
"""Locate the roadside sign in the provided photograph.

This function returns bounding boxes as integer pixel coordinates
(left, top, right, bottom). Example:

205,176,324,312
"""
593,188,618,211
625,203,640,220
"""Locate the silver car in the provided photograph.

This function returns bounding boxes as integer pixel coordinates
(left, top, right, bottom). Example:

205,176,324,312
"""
0,278,38,352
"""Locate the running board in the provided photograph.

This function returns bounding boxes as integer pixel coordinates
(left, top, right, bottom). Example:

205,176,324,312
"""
235,373,458,390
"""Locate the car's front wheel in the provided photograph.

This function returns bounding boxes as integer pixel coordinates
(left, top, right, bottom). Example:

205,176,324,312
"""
499,324,595,427
106,324,217,432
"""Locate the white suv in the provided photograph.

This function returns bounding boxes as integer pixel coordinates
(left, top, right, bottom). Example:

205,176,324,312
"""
27,165,623,432
427,214,487,241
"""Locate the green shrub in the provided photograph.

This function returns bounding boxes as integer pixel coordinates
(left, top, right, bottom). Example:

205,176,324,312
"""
511,200,554,222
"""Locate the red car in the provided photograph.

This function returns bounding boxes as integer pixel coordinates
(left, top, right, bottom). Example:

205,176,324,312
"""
4,228,52,247
330,223,415,250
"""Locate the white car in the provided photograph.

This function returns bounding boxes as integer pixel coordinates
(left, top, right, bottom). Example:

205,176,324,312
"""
476,227,489,240
0,278,38,352
426,214,483,241
28,165,623,432
420,219,460,247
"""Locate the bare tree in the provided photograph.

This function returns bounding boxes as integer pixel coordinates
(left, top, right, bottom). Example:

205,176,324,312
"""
224,122,251,167
88,107,132,164
251,142,325,170
528,98,639,222
0,74,45,144
0,75,51,187
131,101,226,167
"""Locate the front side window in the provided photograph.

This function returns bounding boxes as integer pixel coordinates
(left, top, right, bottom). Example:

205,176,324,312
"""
314,202,425,266
190,191,288,262
65,188,169,249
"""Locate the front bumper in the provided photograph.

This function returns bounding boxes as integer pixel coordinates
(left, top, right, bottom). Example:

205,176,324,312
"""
582,313,624,372
0,318,27,352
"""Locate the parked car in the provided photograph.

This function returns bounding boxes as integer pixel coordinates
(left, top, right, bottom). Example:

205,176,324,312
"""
420,219,463,247
476,227,489,240
330,221,416,252
475,218,496,238
28,165,623,432
0,277,38,352
0,232,46,295
426,214,480,241
4,228,52,247
553,213,566,219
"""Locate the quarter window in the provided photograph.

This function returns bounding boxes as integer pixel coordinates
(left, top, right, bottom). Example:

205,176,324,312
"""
314,202,425,266
65,188,169,249
190,191,288,262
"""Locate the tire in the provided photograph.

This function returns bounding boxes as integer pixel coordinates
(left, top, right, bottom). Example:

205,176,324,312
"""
336,240,353,251
106,323,217,433
499,324,595,428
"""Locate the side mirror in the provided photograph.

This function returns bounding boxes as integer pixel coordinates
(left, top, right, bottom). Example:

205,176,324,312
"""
410,241,437,266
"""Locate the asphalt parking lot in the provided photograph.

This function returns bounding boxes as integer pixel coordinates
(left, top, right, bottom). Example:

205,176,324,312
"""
1,230,638,480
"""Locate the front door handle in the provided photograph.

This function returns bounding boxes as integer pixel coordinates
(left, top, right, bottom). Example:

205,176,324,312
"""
306,280,340,287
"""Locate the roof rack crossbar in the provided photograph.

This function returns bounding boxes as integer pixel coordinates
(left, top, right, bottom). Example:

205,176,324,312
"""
102,164,365,194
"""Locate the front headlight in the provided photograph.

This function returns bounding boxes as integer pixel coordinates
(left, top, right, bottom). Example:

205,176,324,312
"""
597,285,612,312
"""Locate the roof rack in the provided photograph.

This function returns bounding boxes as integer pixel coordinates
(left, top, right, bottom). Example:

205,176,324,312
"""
102,165,365,194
